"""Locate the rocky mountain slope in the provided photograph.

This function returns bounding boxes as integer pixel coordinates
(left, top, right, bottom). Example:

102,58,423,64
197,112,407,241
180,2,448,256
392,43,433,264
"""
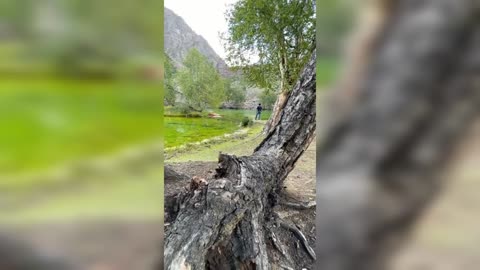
164,8,231,77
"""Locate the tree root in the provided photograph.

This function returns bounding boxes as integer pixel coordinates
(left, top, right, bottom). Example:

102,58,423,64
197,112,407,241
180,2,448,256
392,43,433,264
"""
277,218,316,260
269,230,287,257
279,199,316,210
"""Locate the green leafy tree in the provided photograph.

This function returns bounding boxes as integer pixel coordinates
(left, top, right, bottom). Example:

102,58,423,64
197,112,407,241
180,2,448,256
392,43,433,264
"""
175,49,225,112
260,90,277,110
223,0,316,131
224,76,247,108
224,0,315,93
164,54,177,106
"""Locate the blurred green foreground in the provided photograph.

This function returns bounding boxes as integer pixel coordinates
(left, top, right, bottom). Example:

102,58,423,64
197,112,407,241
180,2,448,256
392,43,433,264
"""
0,0,164,224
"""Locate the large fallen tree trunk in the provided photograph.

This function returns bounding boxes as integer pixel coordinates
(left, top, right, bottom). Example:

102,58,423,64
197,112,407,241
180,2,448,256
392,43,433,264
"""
315,1,480,269
164,53,316,269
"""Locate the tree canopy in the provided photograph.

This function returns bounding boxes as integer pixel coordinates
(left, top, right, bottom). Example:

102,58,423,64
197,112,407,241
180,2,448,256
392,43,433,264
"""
223,0,316,93
224,76,247,108
164,54,177,106
175,49,225,112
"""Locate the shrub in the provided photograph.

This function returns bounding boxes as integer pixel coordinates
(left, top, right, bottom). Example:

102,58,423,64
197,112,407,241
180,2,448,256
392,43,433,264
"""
241,116,253,127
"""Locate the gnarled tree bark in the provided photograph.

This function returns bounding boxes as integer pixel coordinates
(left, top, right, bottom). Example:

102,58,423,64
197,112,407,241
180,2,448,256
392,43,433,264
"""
164,52,316,269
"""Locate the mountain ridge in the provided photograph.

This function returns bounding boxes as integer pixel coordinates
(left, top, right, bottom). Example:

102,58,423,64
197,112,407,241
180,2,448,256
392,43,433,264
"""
164,8,232,77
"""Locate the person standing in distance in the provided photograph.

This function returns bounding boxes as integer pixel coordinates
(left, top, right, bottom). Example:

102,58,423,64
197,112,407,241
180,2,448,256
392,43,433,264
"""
255,103,263,120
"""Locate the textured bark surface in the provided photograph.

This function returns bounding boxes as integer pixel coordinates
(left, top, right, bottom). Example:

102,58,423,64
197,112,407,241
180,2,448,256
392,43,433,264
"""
164,53,316,270
316,1,480,269
263,91,289,134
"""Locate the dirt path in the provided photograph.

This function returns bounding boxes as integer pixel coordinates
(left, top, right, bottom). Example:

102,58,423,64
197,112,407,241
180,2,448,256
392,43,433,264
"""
283,145,316,202
392,120,480,270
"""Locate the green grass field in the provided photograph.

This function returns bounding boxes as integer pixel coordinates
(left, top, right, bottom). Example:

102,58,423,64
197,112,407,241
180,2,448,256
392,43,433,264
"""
0,77,164,223
0,78,163,177
165,108,271,148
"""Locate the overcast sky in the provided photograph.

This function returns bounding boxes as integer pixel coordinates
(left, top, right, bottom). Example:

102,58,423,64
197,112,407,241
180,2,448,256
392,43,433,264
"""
165,0,238,59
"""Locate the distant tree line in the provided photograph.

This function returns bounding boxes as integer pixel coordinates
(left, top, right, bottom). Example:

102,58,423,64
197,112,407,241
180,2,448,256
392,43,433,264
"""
165,48,274,113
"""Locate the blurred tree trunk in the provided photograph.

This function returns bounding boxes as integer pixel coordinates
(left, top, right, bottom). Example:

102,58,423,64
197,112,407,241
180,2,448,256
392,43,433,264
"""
315,0,480,269
164,53,316,270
